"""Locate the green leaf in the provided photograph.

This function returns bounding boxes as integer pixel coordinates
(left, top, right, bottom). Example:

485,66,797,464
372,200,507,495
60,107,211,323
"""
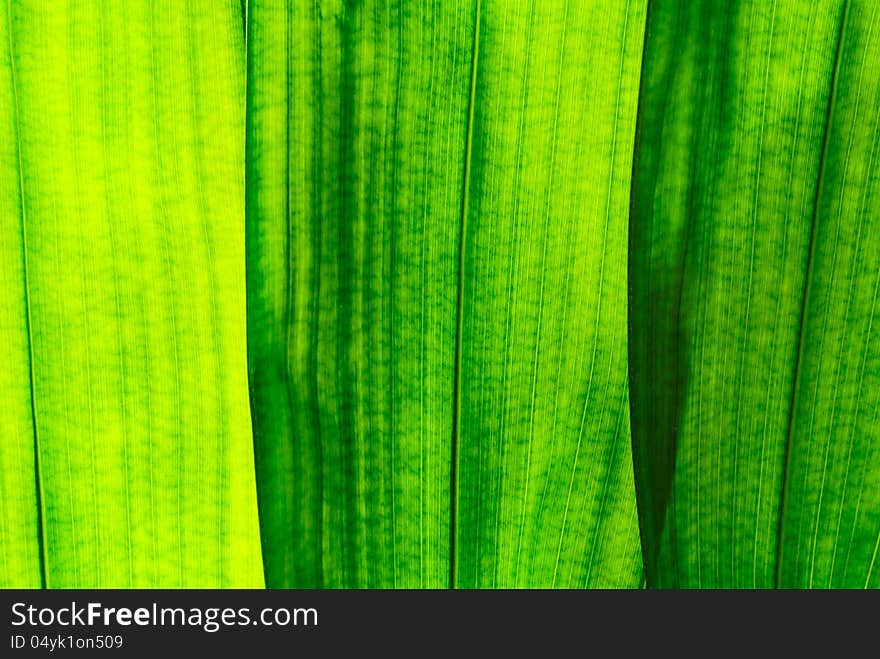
248,0,645,588
247,0,475,588
454,0,646,588
13,0,876,592
1,0,263,587
779,1,880,588
0,0,41,588
630,0,880,587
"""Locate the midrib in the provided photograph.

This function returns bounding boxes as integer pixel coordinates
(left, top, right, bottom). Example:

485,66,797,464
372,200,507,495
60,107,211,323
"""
450,0,482,590
775,0,851,588
5,0,49,589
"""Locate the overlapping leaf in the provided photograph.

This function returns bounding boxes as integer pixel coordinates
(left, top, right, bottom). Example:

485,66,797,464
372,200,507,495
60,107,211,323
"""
0,0,877,591
630,0,880,588
247,0,646,588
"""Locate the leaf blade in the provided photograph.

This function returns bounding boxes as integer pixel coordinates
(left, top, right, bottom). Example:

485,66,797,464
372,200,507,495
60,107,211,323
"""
247,0,476,588
454,0,646,588
630,0,880,588
0,0,41,588
780,1,880,588
5,0,263,587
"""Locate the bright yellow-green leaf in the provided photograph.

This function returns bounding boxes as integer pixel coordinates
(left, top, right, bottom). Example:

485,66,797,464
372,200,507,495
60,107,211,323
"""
1,0,262,588
0,0,41,588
